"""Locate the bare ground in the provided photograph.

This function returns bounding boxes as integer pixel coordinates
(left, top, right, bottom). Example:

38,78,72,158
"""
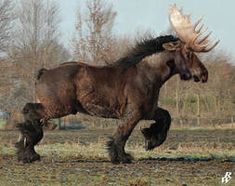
0,129,234,186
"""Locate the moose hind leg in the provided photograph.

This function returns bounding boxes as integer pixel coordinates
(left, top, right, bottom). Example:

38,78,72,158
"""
15,103,44,163
15,120,43,163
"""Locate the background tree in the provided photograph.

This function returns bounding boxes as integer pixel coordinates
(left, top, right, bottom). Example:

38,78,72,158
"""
0,0,14,54
9,0,69,106
0,0,15,111
73,0,116,65
0,0,70,117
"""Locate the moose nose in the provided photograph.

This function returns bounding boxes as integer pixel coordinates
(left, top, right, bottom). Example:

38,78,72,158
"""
201,69,208,83
201,76,207,83
193,75,200,82
180,71,192,80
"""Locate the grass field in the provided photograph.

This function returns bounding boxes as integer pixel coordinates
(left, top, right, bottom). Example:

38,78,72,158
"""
0,128,234,186
0,119,6,129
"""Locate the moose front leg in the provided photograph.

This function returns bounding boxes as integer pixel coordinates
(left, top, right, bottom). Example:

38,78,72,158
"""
107,111,141,164
141,107,171,150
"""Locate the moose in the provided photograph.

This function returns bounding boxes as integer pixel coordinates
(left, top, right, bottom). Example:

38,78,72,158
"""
15,5,219,164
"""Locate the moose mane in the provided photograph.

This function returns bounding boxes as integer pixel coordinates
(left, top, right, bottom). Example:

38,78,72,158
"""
111,35,179,69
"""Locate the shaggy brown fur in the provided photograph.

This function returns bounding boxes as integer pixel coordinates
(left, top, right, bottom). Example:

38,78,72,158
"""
16,35,208,164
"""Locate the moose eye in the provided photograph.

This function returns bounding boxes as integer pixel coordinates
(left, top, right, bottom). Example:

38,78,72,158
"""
186,52,192,59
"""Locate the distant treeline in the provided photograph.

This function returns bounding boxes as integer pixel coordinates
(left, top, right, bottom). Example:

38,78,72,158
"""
0,0,234,128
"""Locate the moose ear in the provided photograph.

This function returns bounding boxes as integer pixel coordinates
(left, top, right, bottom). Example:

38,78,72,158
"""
162,41,181,51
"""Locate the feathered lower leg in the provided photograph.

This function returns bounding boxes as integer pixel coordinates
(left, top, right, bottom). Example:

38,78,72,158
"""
15,103,44,163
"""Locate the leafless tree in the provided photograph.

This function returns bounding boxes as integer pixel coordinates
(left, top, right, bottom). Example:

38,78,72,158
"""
0,0,14,112
0,0,14,55
11,0,61,66
73,0,116,65
7,0,68,109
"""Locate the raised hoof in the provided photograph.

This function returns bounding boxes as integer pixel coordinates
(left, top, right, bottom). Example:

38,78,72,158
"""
141,123,168,151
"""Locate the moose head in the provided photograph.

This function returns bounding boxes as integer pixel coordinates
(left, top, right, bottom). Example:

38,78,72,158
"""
162,4,219,83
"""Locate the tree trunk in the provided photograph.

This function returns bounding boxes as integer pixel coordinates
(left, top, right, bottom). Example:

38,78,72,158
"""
196,94,200,126
175,78,179,116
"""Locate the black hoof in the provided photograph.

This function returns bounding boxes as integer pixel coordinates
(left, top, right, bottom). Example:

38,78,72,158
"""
106,137,133,164
15,119,44,164
120,153,133,164
18,149,41,164
110,153,133,164
28,152,41,163
15,142,41,163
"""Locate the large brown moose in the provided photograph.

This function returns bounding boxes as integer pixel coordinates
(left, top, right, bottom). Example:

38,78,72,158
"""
15,5,219,164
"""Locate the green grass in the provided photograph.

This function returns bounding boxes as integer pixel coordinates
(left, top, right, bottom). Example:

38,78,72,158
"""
1,140,234,162
0,119,6,129
1,143,234,186
1,129,234,186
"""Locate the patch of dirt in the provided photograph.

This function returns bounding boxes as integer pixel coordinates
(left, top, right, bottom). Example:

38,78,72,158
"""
0,155,234,186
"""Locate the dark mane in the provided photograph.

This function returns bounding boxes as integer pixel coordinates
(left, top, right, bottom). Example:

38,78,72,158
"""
111,35,179,69
37,68,47,80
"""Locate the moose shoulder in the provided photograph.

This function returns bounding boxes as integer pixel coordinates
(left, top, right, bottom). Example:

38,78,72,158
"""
15,5,219,164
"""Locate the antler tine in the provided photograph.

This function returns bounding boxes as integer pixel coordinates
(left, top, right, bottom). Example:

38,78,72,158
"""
202,27,208,34
197,31,212,44
201,40,220,52
189,32,207,52
195,23,204,33
191,32,202,45
193,17,203,31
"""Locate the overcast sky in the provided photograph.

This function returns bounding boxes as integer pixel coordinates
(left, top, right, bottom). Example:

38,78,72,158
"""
57,0,235,62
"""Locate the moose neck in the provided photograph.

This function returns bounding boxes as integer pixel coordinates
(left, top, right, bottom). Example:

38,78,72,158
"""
142,50,177,87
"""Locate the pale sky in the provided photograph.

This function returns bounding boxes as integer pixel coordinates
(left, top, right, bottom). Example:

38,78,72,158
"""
57,0,235,62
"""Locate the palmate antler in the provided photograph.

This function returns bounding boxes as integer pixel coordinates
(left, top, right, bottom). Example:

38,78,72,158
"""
169,4,219,52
